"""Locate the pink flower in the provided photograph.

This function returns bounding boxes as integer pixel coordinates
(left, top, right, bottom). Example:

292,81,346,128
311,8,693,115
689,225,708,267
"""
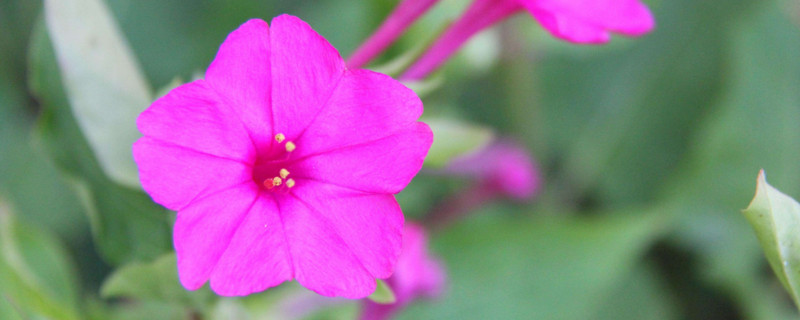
360,223,445,320
348,0,441,69
132,15,433,298
401,0,655,80
447,140,541,200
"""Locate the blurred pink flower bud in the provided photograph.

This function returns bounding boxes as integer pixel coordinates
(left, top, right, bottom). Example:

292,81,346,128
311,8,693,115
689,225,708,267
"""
447,140,541,200
360,223,446,320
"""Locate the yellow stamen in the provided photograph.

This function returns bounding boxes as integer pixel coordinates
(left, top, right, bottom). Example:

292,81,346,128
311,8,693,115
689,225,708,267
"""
286,179,295,188
285,141,296,152
272,177,282,186
275,133,286,143
279,168,290,179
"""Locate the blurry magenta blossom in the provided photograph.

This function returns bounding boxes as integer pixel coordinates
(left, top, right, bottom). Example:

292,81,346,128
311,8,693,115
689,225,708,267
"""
360,223,445,320
402,0,654,79
132,15,432,298
447,140,541,200
423,140,540,230
348,0,440,68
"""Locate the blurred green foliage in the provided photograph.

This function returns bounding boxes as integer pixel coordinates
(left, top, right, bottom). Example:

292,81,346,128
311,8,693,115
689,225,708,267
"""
1,0,799,319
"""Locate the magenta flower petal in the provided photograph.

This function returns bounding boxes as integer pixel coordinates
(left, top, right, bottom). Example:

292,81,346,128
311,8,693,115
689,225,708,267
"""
275,194,378,298
132,138,252,210
287,69,431,193
523,0,655,43
136,80,254,162
294,69,424,156
173,184,259,290
209,193,293,295
292,123,432,194
206,19,274,149
270,15,346,142
134,15,432,298
293,182,404,278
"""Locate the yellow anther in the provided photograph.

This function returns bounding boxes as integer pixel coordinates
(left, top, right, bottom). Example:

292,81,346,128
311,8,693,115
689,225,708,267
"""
285,141,296,152
286,179,295,188
279,168,290,179
272,177,282,186
275,133,286,143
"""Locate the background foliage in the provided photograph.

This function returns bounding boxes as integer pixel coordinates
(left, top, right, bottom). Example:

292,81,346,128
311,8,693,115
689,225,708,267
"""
1,0,799,319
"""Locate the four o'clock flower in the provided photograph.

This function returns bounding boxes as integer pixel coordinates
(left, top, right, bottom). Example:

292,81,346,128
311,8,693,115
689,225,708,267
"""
132,15,433,298
401,0,655,80
360,223,445,320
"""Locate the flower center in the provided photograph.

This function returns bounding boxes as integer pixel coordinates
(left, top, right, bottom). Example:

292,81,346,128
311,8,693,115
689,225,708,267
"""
252,133,297,192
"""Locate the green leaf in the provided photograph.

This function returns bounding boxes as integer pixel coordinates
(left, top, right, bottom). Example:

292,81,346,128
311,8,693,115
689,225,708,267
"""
367,279,396,304
423,118,494,168
0,200,81,320
742,170,800,310
399,211,668,319
28,18,171,265
44,0,152,188
101,253,213,310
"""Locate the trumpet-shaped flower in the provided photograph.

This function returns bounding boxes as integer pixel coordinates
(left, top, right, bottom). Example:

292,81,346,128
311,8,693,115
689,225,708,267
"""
132,15,432,298
360,223,445,320
402,0,655,79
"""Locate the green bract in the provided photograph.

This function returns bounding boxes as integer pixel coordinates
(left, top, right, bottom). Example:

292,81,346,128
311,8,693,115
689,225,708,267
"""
743,171,800,311
368,279,398,304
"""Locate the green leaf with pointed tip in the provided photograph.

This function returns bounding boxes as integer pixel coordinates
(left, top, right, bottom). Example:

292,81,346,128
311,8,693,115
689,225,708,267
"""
29,18,171,265
423,118,494,168
44,0,152,188
742,170,800,311
367,279,397,304
101,253,214,310
0,200,81,320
